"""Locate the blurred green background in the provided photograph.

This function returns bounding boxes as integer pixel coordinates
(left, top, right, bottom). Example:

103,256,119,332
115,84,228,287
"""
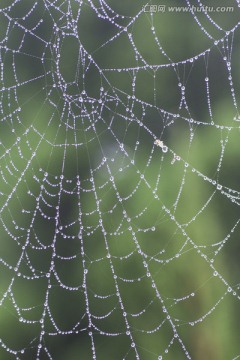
0,0,240,359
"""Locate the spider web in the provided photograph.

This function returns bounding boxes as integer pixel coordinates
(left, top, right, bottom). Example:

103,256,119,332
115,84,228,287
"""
1,0,240,359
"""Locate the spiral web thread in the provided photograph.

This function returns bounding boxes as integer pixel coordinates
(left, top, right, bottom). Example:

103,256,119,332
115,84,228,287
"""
0,1,240,359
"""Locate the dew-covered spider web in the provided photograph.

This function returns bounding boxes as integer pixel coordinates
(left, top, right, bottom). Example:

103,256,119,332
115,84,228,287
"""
1,0,240,359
